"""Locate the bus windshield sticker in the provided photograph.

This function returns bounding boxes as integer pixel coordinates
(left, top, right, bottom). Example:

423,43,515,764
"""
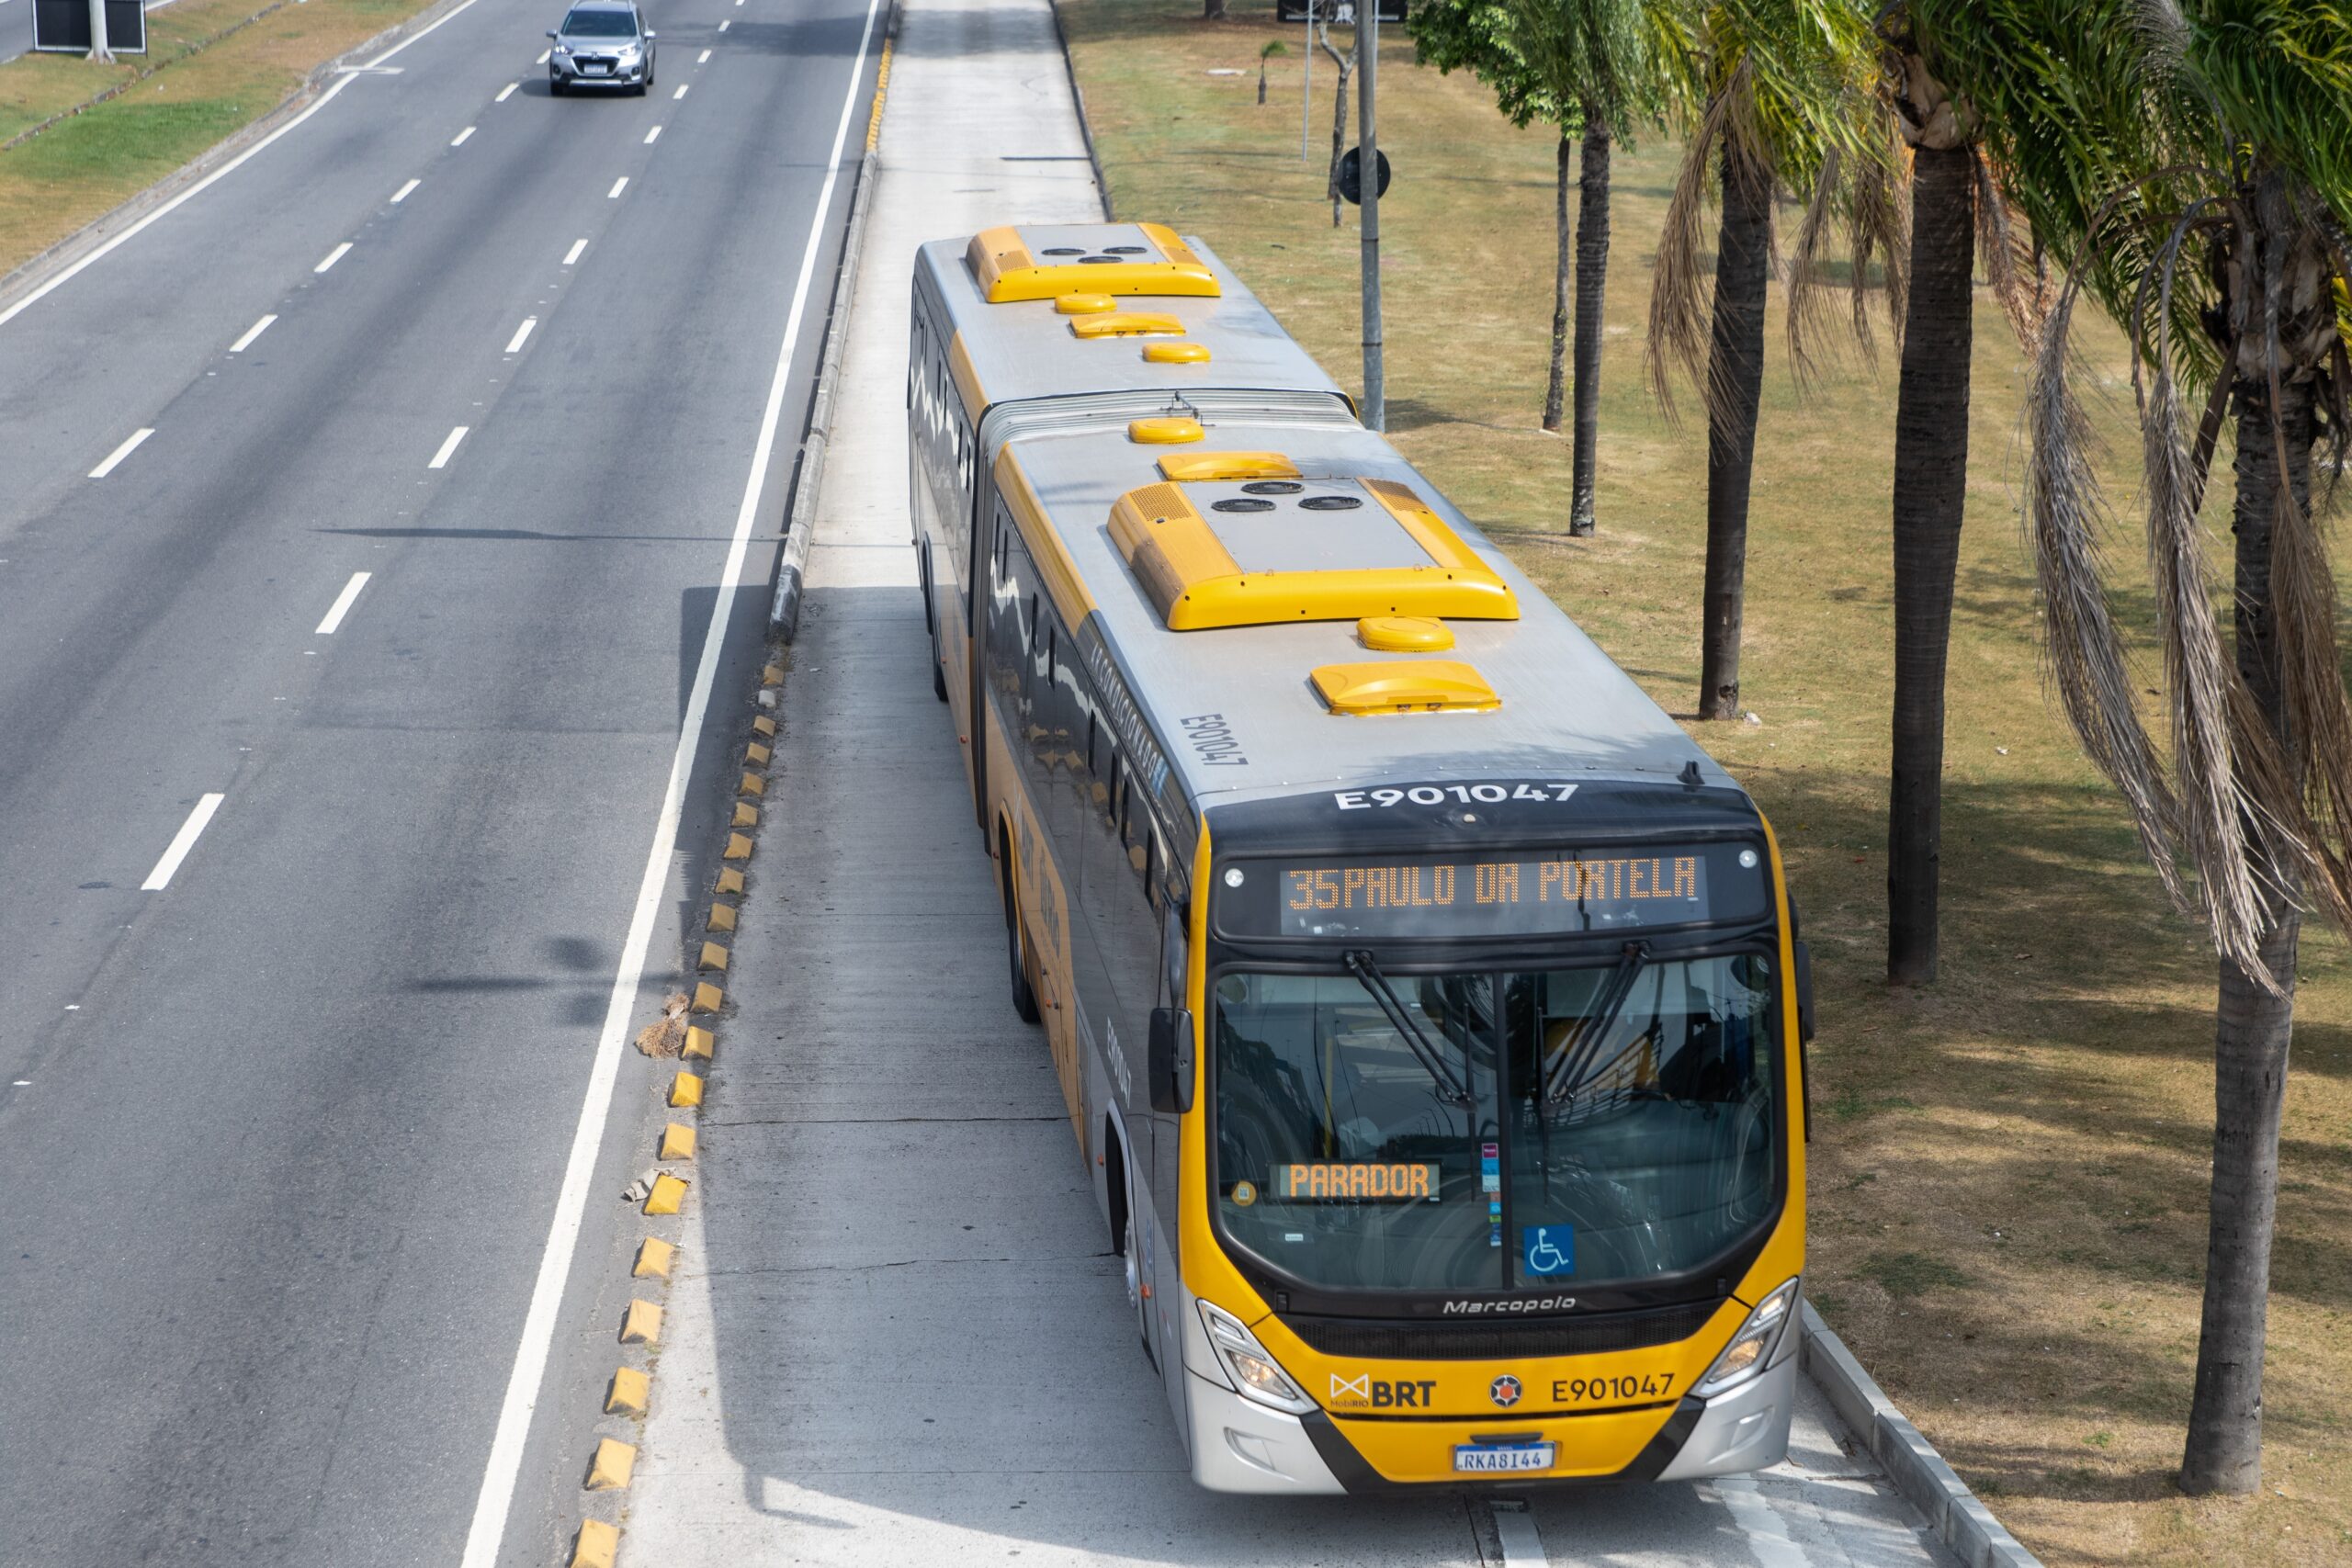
1272,1162,1442,1201
1521,1224,1576,1277
1242,842,1770,940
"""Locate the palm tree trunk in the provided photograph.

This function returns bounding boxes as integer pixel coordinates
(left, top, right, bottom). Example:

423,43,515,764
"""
1325,44,1353,228
2181,372,2314,1495
1885,144,1977,986
1698,131,1771,721
1567,115,1611,536
1544,131,1571,434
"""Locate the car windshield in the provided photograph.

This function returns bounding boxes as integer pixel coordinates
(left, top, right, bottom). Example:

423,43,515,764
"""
1211,951,1780,1294
562,8,637,35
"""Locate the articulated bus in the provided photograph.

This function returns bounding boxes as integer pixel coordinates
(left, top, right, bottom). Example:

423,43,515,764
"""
906,223,1815,1492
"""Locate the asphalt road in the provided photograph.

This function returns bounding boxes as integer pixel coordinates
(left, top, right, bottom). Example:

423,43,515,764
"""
0,0,874,1560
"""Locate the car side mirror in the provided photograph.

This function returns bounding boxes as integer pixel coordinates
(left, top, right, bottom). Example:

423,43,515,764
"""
642,28,655,37
1148,1007,1193,1114
546,28,559,37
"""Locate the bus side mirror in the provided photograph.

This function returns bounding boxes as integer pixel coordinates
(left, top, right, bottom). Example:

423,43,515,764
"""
1792,942,1816,1044
1148,1006,1193,1114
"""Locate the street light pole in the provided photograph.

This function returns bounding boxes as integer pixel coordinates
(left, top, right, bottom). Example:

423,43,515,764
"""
1357,0,1383,429
1301,0,1312,161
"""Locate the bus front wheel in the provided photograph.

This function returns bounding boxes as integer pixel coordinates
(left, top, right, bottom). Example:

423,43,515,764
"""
1003,858,1041,1024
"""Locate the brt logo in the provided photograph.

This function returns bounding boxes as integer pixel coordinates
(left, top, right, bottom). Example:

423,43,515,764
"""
1328,1372,1440,1410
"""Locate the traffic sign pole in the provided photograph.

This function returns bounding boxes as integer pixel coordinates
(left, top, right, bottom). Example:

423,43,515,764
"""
1357,0,1383,429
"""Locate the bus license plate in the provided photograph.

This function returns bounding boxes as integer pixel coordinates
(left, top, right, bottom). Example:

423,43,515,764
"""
1454,1442,1554,1473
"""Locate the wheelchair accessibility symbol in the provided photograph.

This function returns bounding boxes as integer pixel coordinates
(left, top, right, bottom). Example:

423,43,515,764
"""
1521,1224,1575,1278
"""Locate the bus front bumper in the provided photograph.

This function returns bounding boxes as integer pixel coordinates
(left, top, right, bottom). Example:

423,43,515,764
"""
1184,1348,1795,1493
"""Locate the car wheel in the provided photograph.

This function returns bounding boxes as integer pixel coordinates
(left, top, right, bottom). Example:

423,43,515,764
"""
548,72,564,95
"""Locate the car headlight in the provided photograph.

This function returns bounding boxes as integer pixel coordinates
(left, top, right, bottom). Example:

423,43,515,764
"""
1694,1277,1798,1397
1198,1302,1316,1415
551,44,570,54
618,42,640,56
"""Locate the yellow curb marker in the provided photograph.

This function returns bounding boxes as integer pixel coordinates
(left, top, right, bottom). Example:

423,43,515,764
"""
716,866,747,896
708,902,738,932
690,982,725,1012
740,771,766,796
752,716,777,738
683,1024,716,1061
621,1298,665,1342
633,1236,676,1278
670,1072,706,1108
584,1438,637,1491
571,1519,619,1568
722,832,754,861
732,802,760,829
660,1121,698,1159
606,1366,650,1416
644,1173,690,1216
745,742,772,768
762,664,784,685
698,941,730,972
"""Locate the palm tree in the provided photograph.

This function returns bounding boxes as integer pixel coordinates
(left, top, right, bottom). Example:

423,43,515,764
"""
1409,0,1657,536
1316,10,1360,226
1646,0,1895,719
1875,7,2051,986
1918,0,2352,1493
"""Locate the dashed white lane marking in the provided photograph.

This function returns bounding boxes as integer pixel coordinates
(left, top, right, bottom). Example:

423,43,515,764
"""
1710,1476,1813,1568
718,17,728,28
495,81,516,101
674,80,690,96
315,571,372,635
450,124,476,146
229,314,277,353
536,48,550,62
141,794,226,891
88,428,153,479
562,238,587,265
391,176,421,202
428,426,469,469
643,125,662,144
504,317,537,355
606,175,628,198
0,0,482,333
454,0,884,1557
314,242,353,274
1490,1502,1548,1566
695,47,708,62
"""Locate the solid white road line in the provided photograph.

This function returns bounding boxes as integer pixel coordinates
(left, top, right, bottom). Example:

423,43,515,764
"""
141,794,226,891
1489,1503,1548,1566
228,314,277,353
563,238,587,265
606,176,628,198
391,176,420,202
451,125,476,146
0,0,484,333
674,80,690,96
314,242,353,274
314,570,372,635
428,426,469,469
454,0,884,1558
88,429,153,479
504,318,537,355
495,82,516,101
643,125,662,144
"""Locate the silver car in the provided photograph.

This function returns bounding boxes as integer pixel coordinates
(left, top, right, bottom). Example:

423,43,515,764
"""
548,2,656,95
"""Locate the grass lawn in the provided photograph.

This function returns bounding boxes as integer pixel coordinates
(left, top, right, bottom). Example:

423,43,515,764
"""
1058,4,2352,1562
0,0,436,280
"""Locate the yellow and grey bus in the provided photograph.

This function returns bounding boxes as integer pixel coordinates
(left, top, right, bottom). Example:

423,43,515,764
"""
907,225,1815,1492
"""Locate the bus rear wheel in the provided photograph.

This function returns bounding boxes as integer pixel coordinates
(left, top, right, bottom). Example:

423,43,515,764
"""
1003,856,1041,1024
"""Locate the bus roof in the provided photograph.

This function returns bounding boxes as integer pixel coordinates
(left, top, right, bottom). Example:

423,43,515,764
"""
996,416,1739,819
919,227,1351,416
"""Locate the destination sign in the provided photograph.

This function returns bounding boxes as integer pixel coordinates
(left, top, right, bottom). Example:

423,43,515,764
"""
1272,1162,1442,1201
1233,842,1768,940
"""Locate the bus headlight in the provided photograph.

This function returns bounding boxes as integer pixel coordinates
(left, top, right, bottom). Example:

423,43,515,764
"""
1198,1301,1316,1415
1694,1278,1798,1398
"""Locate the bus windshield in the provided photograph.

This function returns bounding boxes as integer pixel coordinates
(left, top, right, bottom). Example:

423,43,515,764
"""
1211,951,1780,1295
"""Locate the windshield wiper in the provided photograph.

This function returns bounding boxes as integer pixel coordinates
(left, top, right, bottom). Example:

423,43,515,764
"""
1341,950,1474,1108
1543,940,1650,1111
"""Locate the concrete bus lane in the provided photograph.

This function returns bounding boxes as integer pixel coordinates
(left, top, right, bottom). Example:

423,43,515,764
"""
0,0,874,1561
618,0,1960,1560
